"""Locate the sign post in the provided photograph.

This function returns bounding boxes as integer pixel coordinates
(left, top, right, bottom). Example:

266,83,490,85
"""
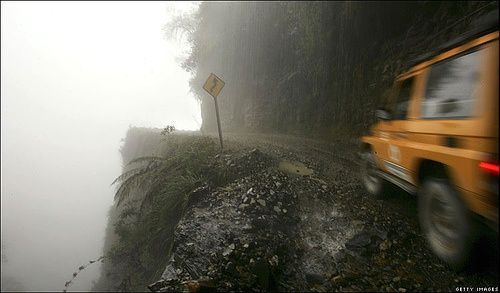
203,73,225,150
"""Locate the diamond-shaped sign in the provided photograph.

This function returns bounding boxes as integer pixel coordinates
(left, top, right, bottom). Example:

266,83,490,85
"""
203,73,225,98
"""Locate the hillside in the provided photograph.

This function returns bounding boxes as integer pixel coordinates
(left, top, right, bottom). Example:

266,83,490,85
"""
93,130,497,291
168,1,496,137
92,2,499,291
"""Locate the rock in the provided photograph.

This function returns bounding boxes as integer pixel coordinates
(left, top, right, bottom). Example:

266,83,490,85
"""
379,240,391,251
273,206,281,213
268,255,279,267
247,188,253,194
306,272,325,284
257,199,266,207
346,232,371,250
222,244,235,256
161,262,178,281
283,208,287,213
331,275,342,283
351,220,364,227
393,277,400,282
398,288,407,292
250,198,256,205
148,279,167,292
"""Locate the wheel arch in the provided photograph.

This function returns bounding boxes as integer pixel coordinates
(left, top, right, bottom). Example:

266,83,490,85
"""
416,159,452,186
361,142,372,152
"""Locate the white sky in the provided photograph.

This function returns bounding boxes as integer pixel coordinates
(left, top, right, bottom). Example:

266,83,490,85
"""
1,1,200,291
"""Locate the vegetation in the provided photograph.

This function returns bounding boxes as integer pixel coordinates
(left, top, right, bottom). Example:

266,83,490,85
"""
93,128,221,291
167,1,497,137
93,2,499,291
161,125,176,135
63,256,106,292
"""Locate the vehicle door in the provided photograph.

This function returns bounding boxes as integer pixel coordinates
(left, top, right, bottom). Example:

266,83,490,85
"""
382,76,418,184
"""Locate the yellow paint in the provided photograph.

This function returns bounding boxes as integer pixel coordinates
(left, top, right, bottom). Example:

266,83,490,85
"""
362,31,499,223
203,73,225,98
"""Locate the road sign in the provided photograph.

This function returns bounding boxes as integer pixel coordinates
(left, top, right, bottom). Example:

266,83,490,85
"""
203,73,225,151
203,73,225,98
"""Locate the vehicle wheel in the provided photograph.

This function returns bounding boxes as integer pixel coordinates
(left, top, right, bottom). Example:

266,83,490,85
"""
418,178,476,270
361,151,385,197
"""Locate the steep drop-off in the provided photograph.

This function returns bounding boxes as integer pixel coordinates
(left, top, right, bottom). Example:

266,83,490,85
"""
95,130,498,292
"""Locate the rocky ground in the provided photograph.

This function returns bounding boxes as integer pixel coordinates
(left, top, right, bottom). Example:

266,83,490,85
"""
147,133,498,292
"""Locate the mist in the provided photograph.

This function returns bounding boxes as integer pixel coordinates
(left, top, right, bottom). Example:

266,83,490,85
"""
1,1,200,291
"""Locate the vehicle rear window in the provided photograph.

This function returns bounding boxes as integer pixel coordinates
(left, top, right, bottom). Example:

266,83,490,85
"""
421,49,481,119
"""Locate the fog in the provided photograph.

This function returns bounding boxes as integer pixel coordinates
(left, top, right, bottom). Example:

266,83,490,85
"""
1,1,200,291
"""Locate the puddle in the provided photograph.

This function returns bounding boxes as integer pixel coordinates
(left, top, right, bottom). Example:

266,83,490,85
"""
278,160,313,176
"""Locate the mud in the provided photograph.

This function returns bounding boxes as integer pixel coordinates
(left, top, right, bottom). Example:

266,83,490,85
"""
148,133,498,292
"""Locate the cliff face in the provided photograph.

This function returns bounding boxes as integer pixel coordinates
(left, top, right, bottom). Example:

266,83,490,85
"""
177,1,496,137
93,128,236,291
93,127,167,291
94,130,498,291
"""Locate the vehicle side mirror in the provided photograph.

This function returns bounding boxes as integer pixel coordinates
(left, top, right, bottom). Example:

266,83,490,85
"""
376,109,392,120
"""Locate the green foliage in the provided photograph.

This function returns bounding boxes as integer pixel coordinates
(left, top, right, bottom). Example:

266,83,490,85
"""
63,256,106,292
167,1,497,136
161,125,176,135
96,133,219,291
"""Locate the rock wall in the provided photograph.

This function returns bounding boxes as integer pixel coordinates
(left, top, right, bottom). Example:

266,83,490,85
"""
179,2,497,137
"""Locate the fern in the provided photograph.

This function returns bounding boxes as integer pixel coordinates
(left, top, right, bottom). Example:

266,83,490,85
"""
100,134,220,290
111,135,217,208
126,155,169,167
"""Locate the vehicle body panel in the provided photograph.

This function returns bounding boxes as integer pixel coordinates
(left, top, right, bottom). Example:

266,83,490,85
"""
362,31,498,224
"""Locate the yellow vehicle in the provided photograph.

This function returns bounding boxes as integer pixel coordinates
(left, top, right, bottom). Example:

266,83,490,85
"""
360,15,498,270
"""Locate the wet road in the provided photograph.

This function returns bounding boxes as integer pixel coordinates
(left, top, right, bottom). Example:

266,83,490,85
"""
153,131,498,292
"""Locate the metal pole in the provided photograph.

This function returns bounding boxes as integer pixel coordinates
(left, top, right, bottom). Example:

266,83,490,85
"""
213,96,223,150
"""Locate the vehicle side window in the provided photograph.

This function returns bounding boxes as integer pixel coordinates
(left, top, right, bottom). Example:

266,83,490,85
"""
421,49,481,119
393,77,414,120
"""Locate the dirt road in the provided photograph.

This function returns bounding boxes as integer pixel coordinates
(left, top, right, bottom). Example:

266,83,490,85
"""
150,132,498,292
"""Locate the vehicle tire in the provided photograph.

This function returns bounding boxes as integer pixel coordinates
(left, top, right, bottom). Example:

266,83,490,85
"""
418,178,477,271
361,150,385,198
